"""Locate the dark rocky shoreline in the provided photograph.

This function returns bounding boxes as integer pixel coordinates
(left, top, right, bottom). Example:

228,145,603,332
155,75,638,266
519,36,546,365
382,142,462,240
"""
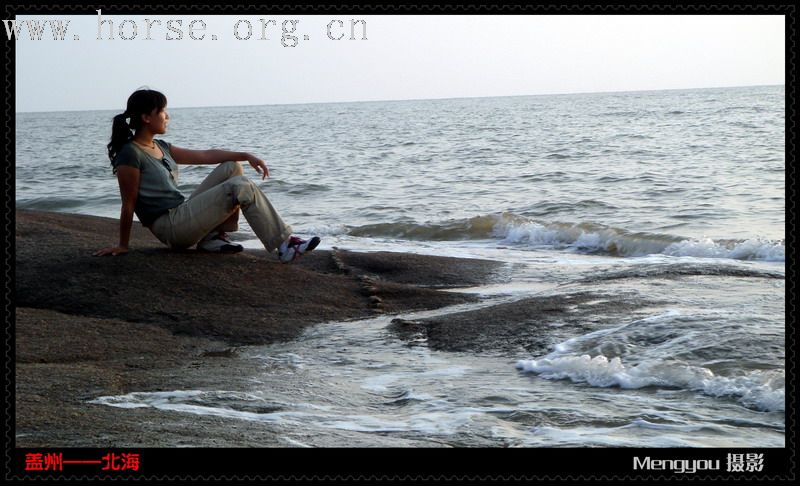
14,210,504,447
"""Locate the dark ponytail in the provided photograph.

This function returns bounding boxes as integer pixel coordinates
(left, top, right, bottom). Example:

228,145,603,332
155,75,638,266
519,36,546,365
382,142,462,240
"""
107,88,168,167
108,112,132,165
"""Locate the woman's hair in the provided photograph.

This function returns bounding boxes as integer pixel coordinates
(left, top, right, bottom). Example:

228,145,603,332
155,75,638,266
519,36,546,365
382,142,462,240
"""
107,88,168,164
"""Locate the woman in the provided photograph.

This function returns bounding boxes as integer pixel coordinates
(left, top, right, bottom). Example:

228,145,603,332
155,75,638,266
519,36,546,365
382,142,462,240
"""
94,88,319,262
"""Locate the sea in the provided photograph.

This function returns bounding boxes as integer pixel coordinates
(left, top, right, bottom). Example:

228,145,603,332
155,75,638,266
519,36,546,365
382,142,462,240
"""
16,85,786,447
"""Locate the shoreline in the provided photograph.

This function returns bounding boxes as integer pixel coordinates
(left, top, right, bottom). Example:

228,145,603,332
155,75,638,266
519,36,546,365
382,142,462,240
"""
14,209,505,447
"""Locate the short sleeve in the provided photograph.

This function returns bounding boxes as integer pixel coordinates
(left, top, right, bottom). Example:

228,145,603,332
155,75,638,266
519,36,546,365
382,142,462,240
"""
156,139,173,159
112,143,142,171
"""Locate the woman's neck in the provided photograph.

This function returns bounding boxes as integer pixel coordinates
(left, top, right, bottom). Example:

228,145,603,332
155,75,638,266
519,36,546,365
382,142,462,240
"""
133,132,156,148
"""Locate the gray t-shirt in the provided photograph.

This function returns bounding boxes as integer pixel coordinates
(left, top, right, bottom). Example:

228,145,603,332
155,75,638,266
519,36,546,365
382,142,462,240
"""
112,139,185,226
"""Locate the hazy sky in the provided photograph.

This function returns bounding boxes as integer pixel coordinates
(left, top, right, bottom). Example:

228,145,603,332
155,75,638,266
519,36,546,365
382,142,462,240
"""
14,14,785,112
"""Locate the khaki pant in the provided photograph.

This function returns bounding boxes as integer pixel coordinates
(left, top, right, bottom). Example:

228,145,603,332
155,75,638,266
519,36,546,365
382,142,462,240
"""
150,161,292,252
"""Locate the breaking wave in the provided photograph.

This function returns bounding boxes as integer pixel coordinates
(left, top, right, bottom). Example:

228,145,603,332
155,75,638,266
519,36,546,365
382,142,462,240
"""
516,355,785,413
516,310,785,413
344,213,785,262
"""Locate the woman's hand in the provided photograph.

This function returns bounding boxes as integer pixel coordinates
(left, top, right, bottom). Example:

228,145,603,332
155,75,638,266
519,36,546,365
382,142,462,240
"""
93,246,129,257
245,154,270,180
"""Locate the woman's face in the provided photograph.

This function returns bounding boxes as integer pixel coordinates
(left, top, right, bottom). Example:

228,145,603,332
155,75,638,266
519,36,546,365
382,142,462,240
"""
143,106,169,134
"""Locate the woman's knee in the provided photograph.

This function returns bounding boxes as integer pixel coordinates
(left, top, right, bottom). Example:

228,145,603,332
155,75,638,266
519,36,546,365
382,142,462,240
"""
224,176,257,205
224,175,255,190
220,161,244,177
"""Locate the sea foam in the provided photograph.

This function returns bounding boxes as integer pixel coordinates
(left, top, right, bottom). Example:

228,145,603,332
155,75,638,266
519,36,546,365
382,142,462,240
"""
492,215,784,262
516,355,785,412
341,213,784,262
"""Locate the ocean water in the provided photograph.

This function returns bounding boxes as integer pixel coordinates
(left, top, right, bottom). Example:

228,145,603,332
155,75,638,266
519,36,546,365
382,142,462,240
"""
18,85,786,447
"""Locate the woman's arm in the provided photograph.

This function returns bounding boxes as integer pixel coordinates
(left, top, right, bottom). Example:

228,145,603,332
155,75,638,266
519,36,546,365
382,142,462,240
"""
169,145,270,180
94,166,140,256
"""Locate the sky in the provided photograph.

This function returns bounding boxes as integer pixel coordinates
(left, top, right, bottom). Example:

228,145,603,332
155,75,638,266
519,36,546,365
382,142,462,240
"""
13,13,786,112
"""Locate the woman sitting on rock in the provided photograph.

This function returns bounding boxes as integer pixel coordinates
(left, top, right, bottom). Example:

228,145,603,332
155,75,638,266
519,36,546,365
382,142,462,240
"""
94,88,319,262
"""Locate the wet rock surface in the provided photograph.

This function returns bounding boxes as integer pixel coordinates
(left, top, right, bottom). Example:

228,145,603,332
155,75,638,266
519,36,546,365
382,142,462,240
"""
389,291,665,355
14,210,504,447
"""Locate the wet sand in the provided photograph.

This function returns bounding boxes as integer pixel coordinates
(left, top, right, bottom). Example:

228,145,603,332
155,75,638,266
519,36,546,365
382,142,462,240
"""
14,210,504,447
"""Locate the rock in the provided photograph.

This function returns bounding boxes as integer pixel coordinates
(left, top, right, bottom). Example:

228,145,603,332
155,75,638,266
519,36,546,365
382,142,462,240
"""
14,209,505,448
15,210,500,345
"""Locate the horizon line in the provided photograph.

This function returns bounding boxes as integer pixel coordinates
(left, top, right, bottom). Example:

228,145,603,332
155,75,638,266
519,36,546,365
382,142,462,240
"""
15,82,785,114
